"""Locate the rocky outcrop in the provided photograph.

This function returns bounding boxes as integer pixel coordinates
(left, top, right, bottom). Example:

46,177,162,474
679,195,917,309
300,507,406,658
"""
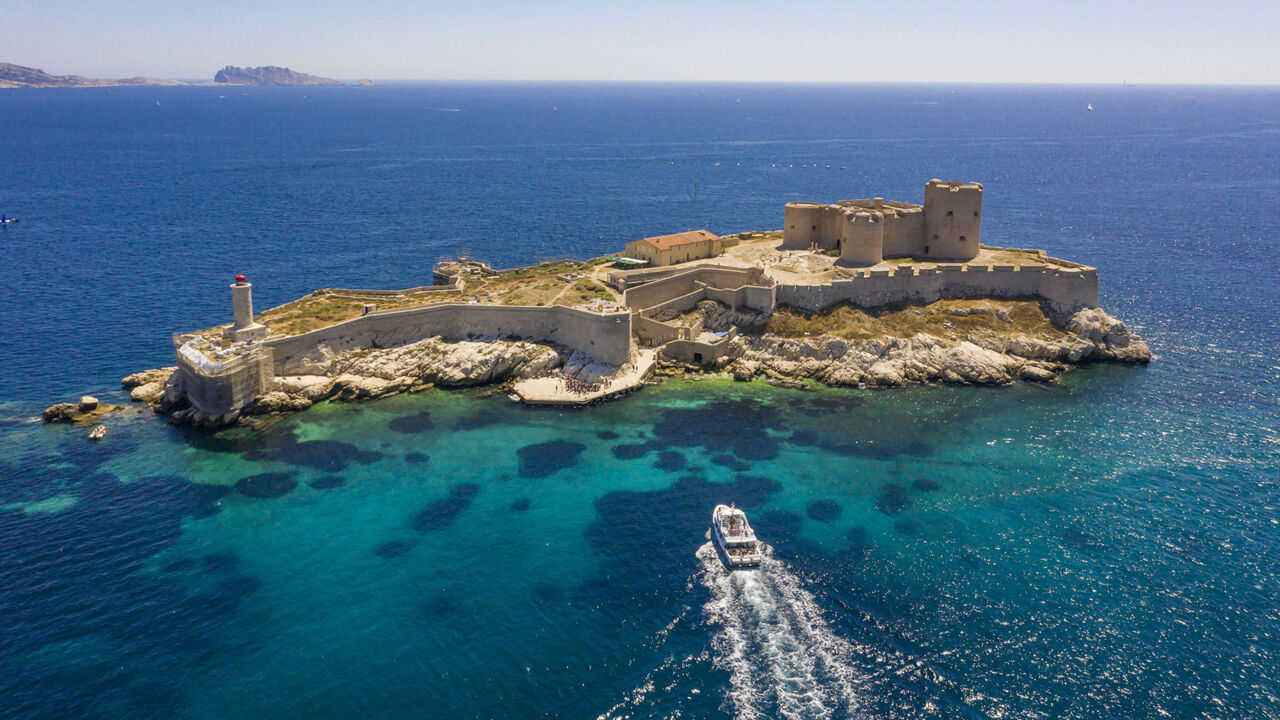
42,395,125,424
137,336,571,427
121,367,176,404
721,306,1149,387
213,65,341,86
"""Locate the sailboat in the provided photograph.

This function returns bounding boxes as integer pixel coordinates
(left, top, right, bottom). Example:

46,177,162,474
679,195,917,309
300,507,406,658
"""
1087,103,1094,111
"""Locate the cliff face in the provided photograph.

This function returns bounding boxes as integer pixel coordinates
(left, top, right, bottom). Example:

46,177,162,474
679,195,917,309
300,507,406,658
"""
213,65,342,86
0,62,181,88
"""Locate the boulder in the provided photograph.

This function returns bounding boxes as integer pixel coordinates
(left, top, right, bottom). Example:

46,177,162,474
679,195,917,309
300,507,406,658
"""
122,367,175,389
78,396,99,412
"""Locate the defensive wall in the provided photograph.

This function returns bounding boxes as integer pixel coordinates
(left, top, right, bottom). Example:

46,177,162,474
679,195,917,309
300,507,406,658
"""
264,303,633,374
175,302,633,415
775,262,1098,315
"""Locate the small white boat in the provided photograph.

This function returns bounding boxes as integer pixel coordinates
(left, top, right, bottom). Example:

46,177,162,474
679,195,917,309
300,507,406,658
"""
711,504,764,569
0,217,18,226
89,425,107,441
1087,103,1094,111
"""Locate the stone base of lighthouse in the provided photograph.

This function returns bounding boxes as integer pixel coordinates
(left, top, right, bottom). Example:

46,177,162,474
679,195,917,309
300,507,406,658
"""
224,322,268,342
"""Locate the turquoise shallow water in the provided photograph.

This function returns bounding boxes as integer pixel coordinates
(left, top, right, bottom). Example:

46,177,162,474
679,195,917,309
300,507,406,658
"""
1,83,1279,718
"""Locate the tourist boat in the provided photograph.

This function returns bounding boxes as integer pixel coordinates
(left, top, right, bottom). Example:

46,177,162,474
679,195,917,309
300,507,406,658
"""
0,217,18,226
711,504,764,569
89,425,107,441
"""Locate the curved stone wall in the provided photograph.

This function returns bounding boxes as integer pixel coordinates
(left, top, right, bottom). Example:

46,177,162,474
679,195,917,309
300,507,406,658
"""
782,203,825,249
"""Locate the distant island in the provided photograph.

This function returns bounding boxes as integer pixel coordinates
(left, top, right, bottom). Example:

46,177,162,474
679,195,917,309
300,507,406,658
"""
0,62,182,88
213,65,341,86
0,62,376,88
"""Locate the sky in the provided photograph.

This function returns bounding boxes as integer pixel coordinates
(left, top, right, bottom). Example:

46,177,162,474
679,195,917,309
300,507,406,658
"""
3,0,1279,84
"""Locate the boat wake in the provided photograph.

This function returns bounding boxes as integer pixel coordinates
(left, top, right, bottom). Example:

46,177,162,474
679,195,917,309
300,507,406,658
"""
697,543,865,720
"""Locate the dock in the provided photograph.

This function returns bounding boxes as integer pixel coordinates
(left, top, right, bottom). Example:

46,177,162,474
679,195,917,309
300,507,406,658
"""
512,349,657,406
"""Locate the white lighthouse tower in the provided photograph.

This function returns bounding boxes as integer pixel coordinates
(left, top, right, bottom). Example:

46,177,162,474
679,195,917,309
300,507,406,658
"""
224,273,268,342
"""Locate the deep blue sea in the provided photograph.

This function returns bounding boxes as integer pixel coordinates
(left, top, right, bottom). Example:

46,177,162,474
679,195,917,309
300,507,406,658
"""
1,83,1278,720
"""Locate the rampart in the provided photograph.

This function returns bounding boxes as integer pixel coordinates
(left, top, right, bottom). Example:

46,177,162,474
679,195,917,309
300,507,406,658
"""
264,303,633,375
775,263,1098,315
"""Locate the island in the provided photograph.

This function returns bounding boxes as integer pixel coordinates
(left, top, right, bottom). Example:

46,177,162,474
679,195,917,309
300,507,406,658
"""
213,65,342,86
70,180,1150,428
2,62,363,88
0,62,182,88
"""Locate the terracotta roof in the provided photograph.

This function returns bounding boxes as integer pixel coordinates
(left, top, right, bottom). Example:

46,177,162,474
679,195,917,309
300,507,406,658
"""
638,230,718,251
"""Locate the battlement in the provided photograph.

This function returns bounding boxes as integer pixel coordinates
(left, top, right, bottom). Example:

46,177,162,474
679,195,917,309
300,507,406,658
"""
925,179,983,193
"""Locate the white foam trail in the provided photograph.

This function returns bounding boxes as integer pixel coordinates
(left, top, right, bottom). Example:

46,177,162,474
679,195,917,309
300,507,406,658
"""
698,543,864,720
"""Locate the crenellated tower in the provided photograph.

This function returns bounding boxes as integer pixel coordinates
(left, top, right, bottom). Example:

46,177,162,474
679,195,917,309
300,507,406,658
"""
922,179,982,260
840,211,884,266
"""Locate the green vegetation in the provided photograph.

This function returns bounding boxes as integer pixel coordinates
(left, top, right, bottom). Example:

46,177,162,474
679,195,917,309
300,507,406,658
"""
765,298,1068,342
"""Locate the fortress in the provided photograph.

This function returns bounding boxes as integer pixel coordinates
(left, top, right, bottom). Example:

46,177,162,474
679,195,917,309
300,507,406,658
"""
140,179,1135,425
783,179,984,266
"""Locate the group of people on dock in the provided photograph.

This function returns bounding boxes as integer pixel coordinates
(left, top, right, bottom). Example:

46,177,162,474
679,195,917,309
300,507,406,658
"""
564,378,602,394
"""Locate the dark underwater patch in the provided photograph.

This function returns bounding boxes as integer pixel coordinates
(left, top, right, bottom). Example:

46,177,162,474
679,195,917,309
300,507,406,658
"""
650,399,783,460
806,499,842,522
389,412,434,434
655,450,686,472
510,497,532,512
218,575,262,597
611,441,657,460
422,594,458,617
711,453,750,472
376,539,415,559
234,471,298,499
241,434,382,472
404,452,430,465
411,483,481,532
876,482,912,515
202,553,239,574
893,518,923,536
308,474,345,490
1062,529,1105,551
912,477,942,493
756,509,804,543
789,429,820,446
453,410,501,431
595,429,620,440
517,439,586,478
162,557,200,575
845,526,874,561
532,583,564,603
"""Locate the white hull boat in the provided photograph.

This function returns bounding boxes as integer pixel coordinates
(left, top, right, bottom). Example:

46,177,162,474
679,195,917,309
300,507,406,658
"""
711,504,764,570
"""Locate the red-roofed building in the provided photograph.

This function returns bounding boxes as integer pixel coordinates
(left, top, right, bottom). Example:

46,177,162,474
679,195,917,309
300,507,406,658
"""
624,229,722,267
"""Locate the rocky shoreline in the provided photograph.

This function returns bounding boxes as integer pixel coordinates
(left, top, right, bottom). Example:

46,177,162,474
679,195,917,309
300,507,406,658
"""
53,301,1150,430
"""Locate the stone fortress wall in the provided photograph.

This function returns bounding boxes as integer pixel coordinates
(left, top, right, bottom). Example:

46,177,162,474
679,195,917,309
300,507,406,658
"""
264,303,632,374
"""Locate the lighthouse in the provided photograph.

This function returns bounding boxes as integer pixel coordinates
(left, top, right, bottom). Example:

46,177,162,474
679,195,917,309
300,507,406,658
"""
224,273,268,342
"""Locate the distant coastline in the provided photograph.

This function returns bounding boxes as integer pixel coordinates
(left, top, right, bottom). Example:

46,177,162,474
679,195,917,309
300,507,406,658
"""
0,62,377,88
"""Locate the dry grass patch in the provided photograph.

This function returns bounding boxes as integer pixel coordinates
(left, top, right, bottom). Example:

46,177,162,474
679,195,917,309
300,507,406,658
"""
765,298,1069,342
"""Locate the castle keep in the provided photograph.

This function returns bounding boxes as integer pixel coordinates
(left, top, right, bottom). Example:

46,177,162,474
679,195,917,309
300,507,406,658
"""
783,179,983,265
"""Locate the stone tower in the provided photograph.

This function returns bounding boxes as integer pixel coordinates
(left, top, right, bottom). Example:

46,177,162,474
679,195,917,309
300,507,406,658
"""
840,211,884,266
782,202,825,250
224,273,268,342
922,179,982,261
